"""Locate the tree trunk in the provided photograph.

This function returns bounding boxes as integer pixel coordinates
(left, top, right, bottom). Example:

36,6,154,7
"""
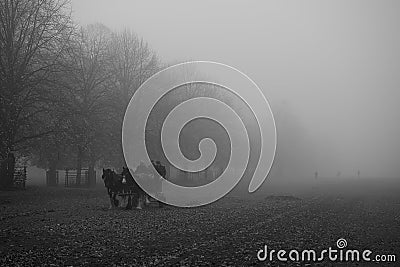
0,145,13,188
47,159,58,186
88,159,96,187
0,160,7,188
76,146,83,186
5,154,15,188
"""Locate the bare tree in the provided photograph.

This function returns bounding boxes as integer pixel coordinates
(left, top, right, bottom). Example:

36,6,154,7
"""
0,0,73,187
28,25,163,183
110,29,159,106
54,23,116,184
107,29,160,168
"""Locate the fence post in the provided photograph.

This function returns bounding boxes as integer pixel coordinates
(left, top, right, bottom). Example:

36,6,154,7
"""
23,166,26,189
85,169,89,187
65,169,69,187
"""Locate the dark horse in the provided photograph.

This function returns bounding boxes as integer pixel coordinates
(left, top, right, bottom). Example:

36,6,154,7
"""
121,167,146,209
102,168,144,210
102,168,136,210
102,169,122,209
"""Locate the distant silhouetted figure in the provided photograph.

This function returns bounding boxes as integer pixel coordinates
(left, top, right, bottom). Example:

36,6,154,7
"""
314,171,318,180
337,171,341,177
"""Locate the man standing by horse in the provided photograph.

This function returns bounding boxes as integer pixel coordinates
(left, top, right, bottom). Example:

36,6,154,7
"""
152,161,167,207
122,166,146,209
102,162,167,210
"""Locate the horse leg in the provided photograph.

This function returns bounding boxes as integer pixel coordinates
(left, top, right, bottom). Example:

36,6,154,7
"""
132,192,138,208
113,193,119,207
109,195,114,209
136,193,143,209
121,195,126,207
126,195,133,210
108,189,114,209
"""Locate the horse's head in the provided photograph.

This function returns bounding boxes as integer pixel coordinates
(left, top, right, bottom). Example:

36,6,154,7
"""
102,168,111,180
121,167,136,186
102,168,117,188
121,172,127,184
121,167,129,176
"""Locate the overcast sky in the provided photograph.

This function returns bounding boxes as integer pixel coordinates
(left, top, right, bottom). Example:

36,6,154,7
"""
70,0,400,178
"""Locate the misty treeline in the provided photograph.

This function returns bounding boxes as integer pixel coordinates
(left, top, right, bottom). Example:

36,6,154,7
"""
0,0,315,188
0,0,161,186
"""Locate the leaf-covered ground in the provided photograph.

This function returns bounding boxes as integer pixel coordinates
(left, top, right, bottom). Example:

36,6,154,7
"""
0,186,399,266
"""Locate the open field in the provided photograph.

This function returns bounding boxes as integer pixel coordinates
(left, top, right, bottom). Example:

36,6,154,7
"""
1,184,399,266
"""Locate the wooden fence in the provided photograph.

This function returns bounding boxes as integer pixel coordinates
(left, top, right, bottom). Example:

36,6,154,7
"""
13,166,27,189
46,170,59,186
64,168,96,187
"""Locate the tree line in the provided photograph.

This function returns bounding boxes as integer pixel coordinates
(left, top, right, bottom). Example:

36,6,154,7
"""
0,0,311,189
0,0,161,187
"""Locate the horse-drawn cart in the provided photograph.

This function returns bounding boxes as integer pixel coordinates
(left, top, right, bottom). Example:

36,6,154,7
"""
134,173,166,206
102,167,166,209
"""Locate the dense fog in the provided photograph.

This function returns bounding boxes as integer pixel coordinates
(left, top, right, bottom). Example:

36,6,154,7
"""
25,1,400,195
